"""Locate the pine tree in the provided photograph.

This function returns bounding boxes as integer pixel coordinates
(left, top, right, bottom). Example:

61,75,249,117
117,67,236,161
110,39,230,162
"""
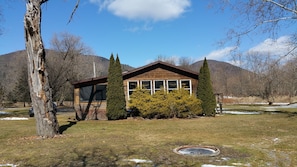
197,58,216,116
114,55,127,118
14,66,31,106
0,83,5,108
106,54,127,120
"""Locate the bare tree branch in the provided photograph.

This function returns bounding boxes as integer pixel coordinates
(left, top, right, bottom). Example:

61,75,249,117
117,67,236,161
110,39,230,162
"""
68,0,80,24
214,0,297,47
265,0,297,15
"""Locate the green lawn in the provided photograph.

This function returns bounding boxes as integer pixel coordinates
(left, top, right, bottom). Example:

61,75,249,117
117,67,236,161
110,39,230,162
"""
0,110,296,166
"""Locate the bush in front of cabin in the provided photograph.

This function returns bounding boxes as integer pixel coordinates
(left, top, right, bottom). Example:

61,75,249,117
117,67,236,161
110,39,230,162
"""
150,89,171,118
129,88,202,119
167,88,202,118
128,88,153,118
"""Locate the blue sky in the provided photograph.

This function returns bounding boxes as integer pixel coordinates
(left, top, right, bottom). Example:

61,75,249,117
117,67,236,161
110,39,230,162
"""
0,0,295,67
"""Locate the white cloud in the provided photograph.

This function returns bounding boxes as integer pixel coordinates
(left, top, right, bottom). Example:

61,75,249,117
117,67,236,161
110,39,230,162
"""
124,23,153,32
204,46,237,61
248,36,295,56
227,60,242,67
89,0,191,21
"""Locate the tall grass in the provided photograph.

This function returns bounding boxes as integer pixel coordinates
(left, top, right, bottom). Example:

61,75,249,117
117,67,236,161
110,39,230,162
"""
0,112,296,166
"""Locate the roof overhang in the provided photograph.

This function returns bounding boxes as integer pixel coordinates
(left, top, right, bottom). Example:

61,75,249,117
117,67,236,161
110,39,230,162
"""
72,61,199,88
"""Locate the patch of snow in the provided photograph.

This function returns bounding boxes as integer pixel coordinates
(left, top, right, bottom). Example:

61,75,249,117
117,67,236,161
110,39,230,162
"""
123,158,152,163
264,103,297,110
232,162,251,166
238,102,267,105
272,103,290,106
201,165,235,167
0,111,9,115
0,117,28,120
221,157,230,161
0,164,18,167
279,103,297,108
273,138,280,143
222,111,261,115
264,107,277,111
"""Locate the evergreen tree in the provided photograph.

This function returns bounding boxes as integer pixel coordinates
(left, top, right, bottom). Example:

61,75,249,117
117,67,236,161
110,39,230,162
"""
0,83,5,107
106,54,127,120
13,66,31,106
114,55,127,118
197,58,216,116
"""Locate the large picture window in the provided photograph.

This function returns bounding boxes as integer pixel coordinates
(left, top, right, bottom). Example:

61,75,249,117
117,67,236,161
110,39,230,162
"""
80,84,107,101
80,85,93,101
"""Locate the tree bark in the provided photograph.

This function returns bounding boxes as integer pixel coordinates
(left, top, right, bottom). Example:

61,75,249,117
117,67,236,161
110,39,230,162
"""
24,0,59,138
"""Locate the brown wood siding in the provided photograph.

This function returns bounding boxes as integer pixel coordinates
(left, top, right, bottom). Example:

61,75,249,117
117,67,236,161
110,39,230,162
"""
123,67,198,105
73,61,198,119
74,68,198,109
126,68,194,80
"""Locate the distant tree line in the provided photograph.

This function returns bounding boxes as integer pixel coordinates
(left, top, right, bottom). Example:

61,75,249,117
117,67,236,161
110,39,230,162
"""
212,0,297,103
155,54,297,103
2,32,296,107
3,49,297,107
231,51,297,103
0,83,4,108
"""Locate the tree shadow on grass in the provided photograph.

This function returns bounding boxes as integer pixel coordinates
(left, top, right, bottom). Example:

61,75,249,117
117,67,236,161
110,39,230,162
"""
59,121,77,134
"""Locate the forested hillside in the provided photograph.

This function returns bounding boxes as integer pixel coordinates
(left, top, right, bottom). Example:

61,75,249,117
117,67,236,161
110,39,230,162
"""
191,60,253,96
1,50,296,104
0,50,133,103
1,50,250,101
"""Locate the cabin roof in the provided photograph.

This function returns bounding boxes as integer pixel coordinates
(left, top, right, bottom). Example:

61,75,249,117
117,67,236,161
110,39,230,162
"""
72,61,199,88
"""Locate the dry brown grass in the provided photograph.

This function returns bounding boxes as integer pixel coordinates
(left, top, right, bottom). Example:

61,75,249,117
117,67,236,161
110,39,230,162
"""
0,111,296,166
223,96,297,104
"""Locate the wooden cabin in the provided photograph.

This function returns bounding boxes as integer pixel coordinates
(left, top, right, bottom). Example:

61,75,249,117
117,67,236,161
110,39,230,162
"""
72,61,199,120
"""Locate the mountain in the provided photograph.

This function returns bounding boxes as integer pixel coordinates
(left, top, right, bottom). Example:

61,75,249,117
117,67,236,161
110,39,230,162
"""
0,50,27,94
190,59,253,95
191,59,244,75
0,50,133,94
0,50,250,96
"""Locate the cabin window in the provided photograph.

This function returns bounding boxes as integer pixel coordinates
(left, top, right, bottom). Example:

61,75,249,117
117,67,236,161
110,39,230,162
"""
95,85,107,100
180,80,192,94
80,84,107,101
128,81,138,99
167,80,178,92
80,85,93,101
154,80,165,93
141,80,152,95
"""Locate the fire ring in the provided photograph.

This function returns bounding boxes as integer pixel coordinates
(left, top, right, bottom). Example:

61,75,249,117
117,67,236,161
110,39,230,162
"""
173,145,220,157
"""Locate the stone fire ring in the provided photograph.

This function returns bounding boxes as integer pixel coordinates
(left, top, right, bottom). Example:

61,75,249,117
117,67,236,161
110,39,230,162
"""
173,145,220,157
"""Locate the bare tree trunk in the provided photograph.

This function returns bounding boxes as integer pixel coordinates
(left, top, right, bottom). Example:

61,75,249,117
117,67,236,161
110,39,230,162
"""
24,0,59,138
